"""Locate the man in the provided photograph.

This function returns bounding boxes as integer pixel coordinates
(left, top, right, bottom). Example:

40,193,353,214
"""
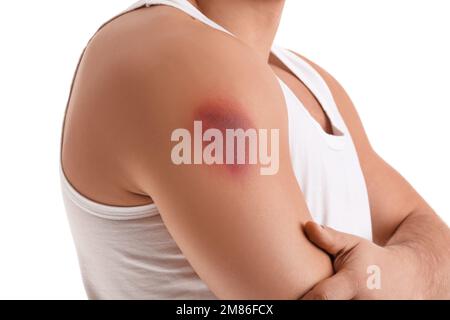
61,0,449,299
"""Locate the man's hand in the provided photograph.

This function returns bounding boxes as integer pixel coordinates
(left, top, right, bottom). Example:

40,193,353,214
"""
297,52,450,300
301,221,427,300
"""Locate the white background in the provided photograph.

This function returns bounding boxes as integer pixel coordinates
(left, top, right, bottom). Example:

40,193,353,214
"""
0,0,448,299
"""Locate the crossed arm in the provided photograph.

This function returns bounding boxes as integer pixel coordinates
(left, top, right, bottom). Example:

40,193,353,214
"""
303,60,450,299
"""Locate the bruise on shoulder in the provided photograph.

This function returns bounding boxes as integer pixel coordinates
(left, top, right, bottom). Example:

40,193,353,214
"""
193,97,256,175
193,98,258,174
170,95,280,176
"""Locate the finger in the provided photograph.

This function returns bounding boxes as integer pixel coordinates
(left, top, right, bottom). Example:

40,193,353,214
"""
301,270,359,300
303,221,360,257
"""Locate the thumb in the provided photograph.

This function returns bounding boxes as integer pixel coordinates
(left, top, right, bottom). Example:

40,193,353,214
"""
301,269,359,300
303,221,360,257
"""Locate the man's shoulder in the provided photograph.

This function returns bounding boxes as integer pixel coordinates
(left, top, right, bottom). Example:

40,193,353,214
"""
83,6,256,82
85,8,289,115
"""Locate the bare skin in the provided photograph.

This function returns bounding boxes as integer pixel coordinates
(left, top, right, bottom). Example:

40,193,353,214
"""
61,0,450,299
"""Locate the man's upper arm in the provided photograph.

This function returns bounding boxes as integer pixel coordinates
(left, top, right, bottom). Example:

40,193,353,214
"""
301,55,430,245
121,35,334,299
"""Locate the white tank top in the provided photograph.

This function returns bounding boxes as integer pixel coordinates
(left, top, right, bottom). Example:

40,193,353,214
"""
61,0,372,299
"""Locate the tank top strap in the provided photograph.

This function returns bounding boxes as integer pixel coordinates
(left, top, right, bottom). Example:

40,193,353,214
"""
271,46,349,137
127,0,235,36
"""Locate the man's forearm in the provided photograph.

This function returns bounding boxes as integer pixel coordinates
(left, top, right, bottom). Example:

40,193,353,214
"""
386,203,450,299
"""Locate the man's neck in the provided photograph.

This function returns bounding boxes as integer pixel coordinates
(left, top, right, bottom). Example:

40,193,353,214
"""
190,0,285,60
